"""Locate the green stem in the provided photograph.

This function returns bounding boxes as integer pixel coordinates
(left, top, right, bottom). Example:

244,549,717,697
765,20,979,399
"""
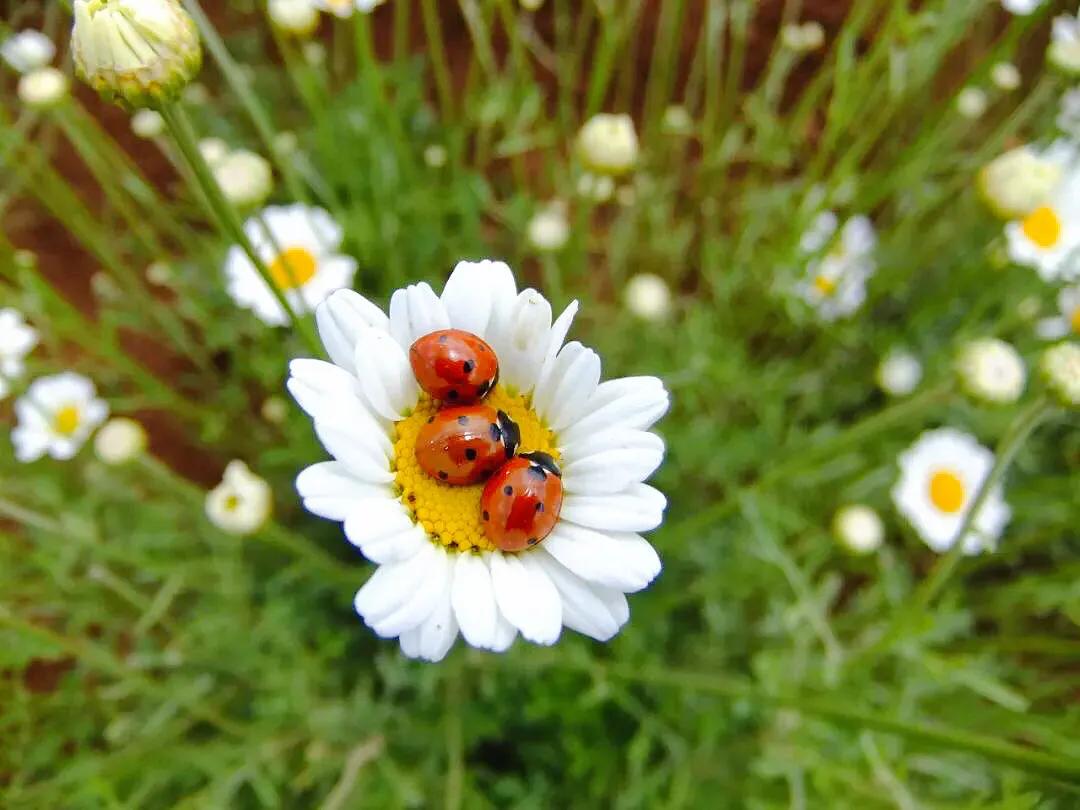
421,0,454,121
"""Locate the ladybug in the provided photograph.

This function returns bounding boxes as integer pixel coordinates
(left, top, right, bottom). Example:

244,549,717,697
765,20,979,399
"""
480,452,563,552
415,406,521,486
410,329,499,404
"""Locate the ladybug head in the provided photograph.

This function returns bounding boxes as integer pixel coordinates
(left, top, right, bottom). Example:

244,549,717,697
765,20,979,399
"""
520,450,561,478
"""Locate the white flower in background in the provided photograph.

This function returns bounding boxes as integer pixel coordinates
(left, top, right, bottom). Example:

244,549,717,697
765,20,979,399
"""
662,105,693,136
625,274,673,321
1001,0,1045,15
876,350,922,397
212,149,273,210
832,504,884,554
205,461,273,535
71,0,203,109
781,21,825,53
261,396,289,424
796,211,877,321
577,114,639,177
94,417,148,464
1040,342,1080,406
198,137,228,165
1004,178,1080,283
1,30,56,73
269,0,320,36
0,308,39,384
312,0,386,17
956,87,988,119
12,372,109,462
131,109,165,139
224,204,357,326
892,428,1010,555
302,41,327,66
990,62,1021,91
1036,285,1080,340
1048,11,1080,76
527,203,570,252
274,131,300,156
146,261,174,286
519,0,545,10
977,145,1062,220
288,260,669,662
423,144,448,168
18,67,69,110
577,172,615,203
1058,88,1080,138
956,338,1026,405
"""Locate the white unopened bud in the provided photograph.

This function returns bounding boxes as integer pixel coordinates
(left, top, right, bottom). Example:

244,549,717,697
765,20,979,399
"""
781,21,825,53
577,172,614,202
261,396,289,424
577,113,639,176
1040,342,1080,407
956,87,988,119
423,144,448,168
662,105,693,135
213,149,273,209
18,67,69,110
527,203,569,252
131,108,165,139
1048,13,1080,77
269,0,320,36
625,273,672,321
94,417,148,464
1,30,56,73
876,350,922,397
198,137,228,166
990,62,1021,91
832,504,884,554
957,338,1026,405
976,146,1061,220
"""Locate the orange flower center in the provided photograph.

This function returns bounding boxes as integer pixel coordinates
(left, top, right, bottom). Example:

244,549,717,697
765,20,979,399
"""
1020,205,1062,249
928,468,965,514
268,247,318,290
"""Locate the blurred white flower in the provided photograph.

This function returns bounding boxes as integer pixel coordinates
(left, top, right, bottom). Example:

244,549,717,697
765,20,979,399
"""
977,145,1062,220
1004,152,1080,282
990,62,1021,91
527,203,570,252
12,372,109,462
224,204,357,325
213,149,274,209
302,41,327,65
1001,0,1045,15
269,0,320,36
1040,342,1080,406
206,461,273,535
625,274,673,321
71,0,203,109
577,172,614,202
1,30,56,73
876,350,922,397
0,309,39,399
198,137,229,166
781,21,825,53
94,417,148,464
18,67,69,109
519,0,545,9
423,144,448,168
892,428,1010,555
832,504,884,554
797,212,877,321
1048,11,1080,76
131,109,165,138
956,87,988,119
662,105,693,136
577,113,639,176
146,261,174,286
1057,88,1080,138
289,260,668,661
956,338,1026,405
274,131,300,156
261,396,289,424
312,0,386,17
1036,285,1080,340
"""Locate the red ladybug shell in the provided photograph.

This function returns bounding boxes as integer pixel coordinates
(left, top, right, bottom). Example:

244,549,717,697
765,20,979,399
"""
481,452,563,552
410,329,499,404
415,406,520,486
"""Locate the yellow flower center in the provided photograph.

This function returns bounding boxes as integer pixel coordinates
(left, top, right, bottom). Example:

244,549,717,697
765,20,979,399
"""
268,247,318,290
1020,205,1062,249
1070,306,1080,335
814,274,837,296
393,386,558,552
224,494,241,512
53,405,81,436
928,468,966,514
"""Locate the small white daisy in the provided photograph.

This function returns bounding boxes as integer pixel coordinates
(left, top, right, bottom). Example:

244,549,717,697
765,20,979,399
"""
268,0,320,36
18,67,68,109
312,0,386,17
12,372,109,462
527,203,570,252
956,338,1026,405
796,212,877,321
1036,285,1080,340
94,417,147,465
1004,155,1080,283
1001,0,1045,15
832,504,884,555
224,204,357,326
206,461,274,535
876,350,923,397
0,308,40,383
1,30,55,73
288,260,669,662
977,145,1063,220
212,148,273,210
892,428,1010,555
625,273,673,321
1040,342,1080,406
577,114,639,177
1049,11,1080,76
131,108,165,139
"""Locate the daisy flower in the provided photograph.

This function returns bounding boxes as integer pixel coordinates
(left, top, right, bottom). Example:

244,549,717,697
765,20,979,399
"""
288,260,669,662
955,338,1026,405
1036,285,1080,340
12,372,109,462
0,308,40,388
312,0,386,17
796,211,877,321
1001,0,1045,15
1049,11,1080,76
206,461,274,535
224,204,357,326
0,30,55,73
1004,152,1080,283
892,428,1010,555
577,114,639,177
1040,342,1080,407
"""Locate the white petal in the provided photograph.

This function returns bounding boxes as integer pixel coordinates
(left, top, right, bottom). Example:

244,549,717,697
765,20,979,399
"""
399,625,421,658
296,461,392,521
559,377,669,445
388,282,451,348
352,328,419,420
287,358,365,421
533,553,627,642
353,548,430,631
560,484,667,533
561,430,665,494
415,587,459,662
343,499,427,563
1035,317,1070,340
315,289,390,373
544,344,602,431
450,553,500,649
532,300,580,398
365,546,450,638
440,259,516,339
490,612,517,653
489,552,562,645
488,289,552,393
314,421,394,483
542,523,661,592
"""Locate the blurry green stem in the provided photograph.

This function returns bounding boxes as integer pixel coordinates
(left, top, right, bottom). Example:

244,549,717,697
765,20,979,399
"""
421,0,454,120
158,103,323,357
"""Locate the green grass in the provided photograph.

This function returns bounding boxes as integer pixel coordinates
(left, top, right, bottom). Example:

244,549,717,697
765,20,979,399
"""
1,0,1079,806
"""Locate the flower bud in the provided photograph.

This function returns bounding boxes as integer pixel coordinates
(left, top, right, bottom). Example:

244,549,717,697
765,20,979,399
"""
94,417,148,464
18,67,69,110
577,113,639,176
1,30,56,73
527,203,570,252
956,338,1026,405
625,273,673,321
1039,342,1080,407
131,108,165,139
876,350,922,397
71,0,202,109
977,147,1060,221
213,149,273,210
832,504,884,555
269,0,319,37
1048,13,1080,77
956,87,988,120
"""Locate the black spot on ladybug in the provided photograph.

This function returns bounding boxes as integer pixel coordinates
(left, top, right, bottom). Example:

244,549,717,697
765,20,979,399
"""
427,416,434,424
503,485,513,496
477,344,488,352
482,510,490,521
408,494,416,503
535,502,544,513
438,334,448,343
527,538,538,546
463,360,474,374
457,415,468,426
465,448,477,460
438,471,449,480
447,389,459,401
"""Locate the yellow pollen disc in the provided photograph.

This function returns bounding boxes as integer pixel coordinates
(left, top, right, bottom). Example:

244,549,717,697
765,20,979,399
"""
53,405,81,436
224,494,241,512
928,468,966,514
393,386,559,552
1021,205,1062,249
814,274,837,296
1070,307,1080,335
268,247,318,290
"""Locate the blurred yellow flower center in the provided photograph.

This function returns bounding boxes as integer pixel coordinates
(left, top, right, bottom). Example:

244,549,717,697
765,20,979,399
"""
269,247,317,290
224,494,241,512
814,274,837,296
393,387,558,553
53,405,81,436
928,468,965,514
1021,205,1062,249
1070,307,1080,335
